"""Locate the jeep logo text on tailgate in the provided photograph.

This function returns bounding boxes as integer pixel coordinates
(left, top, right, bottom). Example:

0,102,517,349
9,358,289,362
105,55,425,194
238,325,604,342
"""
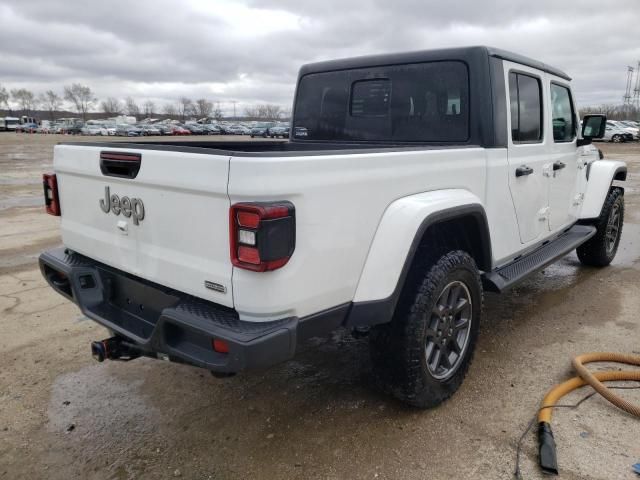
100,186,145,225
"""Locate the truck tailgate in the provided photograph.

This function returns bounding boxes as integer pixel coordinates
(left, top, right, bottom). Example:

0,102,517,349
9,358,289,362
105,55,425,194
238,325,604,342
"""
54,144,233,307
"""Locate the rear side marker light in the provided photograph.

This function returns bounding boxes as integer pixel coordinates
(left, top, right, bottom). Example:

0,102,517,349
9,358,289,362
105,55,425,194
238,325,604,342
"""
212,339,229,354
43,173,61,216
230,202,295,272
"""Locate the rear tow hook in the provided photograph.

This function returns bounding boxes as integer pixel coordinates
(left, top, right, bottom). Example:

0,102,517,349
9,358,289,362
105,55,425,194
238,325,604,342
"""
91,337,142,362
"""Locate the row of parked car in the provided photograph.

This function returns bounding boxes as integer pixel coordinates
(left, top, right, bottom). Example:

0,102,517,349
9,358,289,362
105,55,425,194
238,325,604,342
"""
12,118,638,142
10,120,292,138
596,120,640,142
46,121,291,138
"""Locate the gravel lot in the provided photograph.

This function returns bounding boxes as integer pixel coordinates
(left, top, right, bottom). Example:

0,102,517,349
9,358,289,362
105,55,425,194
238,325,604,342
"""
1,133,639,480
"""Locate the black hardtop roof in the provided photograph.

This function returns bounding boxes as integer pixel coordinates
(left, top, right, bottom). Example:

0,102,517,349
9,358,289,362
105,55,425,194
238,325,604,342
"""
298,45,571,81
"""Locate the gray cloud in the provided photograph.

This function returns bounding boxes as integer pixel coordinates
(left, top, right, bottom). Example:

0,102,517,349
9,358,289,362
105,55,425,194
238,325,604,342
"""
1,0,639,114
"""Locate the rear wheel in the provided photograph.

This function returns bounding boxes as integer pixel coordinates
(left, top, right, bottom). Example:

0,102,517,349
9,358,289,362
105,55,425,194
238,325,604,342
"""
370,250,482,408
612,134,622,143
577,187,624,267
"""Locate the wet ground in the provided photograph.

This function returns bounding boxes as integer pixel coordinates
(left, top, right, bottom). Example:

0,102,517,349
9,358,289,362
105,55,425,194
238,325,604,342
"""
1,134,639,480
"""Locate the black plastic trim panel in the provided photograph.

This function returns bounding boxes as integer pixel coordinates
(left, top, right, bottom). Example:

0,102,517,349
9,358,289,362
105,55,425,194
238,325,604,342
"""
614,166,627,181
60,141,482,158
482,224,596,292
298,46,570,82
39,247,350,373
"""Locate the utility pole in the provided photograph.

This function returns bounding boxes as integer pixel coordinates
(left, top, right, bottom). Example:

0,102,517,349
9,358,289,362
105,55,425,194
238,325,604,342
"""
623,65,634,106
633,61,640,109
231,100,237,120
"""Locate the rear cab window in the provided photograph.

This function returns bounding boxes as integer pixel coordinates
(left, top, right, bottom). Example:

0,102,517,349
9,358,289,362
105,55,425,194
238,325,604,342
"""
292,61,469,143
509,71,543,143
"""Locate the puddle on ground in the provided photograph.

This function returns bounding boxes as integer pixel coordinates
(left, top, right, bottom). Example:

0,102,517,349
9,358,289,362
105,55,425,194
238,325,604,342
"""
514,221,640,293
48,364,158,438
612,222,640,266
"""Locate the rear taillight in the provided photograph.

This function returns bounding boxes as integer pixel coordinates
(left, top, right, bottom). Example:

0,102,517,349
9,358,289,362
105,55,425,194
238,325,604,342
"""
43,173,61,216
230,202,295,272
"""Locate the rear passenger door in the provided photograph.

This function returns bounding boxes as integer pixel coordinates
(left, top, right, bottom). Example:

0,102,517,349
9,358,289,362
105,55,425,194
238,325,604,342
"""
547,82,579,231
505,64,549,244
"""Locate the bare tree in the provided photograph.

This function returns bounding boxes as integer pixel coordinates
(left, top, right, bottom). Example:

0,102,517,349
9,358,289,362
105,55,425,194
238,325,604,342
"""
212,102,224,121
177,97,194,121
11,88,37,115
245,104,283,120
243,106,258,118
163,103,177,117
39,90,63,121
101,97,122,116
0,84,9,112
64,83,96,121
263,104,282,120
195,98,213,118
580,104,640,121
143,100,155,117
124,97,140,119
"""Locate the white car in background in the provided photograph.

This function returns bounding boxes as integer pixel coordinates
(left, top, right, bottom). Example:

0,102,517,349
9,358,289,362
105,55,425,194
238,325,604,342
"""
81,125,103,136
598,121,632,143
100,125,117,136
614,120,639,140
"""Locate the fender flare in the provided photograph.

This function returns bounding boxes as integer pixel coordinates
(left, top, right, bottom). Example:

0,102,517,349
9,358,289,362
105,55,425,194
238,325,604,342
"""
580,160,627,220
346,189,491,327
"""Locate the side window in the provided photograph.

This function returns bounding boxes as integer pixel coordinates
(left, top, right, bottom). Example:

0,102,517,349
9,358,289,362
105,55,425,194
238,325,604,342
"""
509,72,543,143
550,84,575,142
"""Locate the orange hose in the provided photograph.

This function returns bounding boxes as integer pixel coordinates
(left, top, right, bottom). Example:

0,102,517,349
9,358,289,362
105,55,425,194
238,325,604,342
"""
538,352,640,423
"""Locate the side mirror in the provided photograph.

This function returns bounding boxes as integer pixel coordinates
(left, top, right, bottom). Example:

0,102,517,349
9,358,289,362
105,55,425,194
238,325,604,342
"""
579,114,607,146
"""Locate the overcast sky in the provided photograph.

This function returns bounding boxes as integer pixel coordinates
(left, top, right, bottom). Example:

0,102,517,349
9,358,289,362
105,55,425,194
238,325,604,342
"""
1,0,639,115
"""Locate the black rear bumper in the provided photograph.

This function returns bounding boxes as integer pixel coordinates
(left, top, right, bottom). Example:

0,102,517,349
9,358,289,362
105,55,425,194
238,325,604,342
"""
39,247,319,373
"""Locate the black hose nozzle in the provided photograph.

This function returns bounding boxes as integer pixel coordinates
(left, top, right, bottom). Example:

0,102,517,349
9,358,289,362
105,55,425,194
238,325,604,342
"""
538,422,559,475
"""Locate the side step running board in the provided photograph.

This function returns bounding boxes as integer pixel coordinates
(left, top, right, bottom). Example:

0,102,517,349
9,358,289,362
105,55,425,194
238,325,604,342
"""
482,224,596,293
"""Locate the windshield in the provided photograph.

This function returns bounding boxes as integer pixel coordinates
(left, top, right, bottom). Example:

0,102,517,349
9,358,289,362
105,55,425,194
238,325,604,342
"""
293,61,469,143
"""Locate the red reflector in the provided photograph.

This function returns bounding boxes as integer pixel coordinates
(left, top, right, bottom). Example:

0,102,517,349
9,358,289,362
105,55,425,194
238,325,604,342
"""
212,339,229,354
238,246,261,264
237,211,260,228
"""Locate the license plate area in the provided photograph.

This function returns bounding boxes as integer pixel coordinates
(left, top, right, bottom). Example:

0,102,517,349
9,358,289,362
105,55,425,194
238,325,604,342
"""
92,267,180,339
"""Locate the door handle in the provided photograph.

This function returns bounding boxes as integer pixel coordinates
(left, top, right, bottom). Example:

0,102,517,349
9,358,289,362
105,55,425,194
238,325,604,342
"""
515,165,534,177
553,161,566,171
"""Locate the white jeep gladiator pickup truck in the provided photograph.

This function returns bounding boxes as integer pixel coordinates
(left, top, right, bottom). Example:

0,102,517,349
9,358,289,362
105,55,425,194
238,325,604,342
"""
40,46,626,407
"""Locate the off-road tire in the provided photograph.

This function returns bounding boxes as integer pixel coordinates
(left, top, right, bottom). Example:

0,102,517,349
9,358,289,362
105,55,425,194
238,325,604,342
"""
370,250,483,408
577,187,624,267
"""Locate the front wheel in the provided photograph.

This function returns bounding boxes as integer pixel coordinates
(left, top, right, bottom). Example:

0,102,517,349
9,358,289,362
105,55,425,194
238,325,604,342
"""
370,250,482,408
612,134,622,143
577,187,624,267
